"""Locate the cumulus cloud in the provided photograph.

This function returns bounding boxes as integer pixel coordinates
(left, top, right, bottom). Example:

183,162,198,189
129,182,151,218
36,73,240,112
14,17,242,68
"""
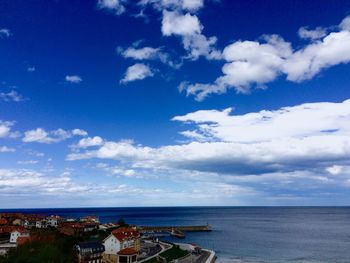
17,160,38,165
0,146,16,153
118,45,181,68
27,66,36,72
0,28,11,38
180,15,350,100
139,0,204,12
97,0,125,15
161,10,221,60
162,10,202,36
68,100,350,178
0,90,25,102
172,100,350,142
120,63,154,83
326,165,343,175
298,26,327,41
72,129,88,136
0,121,14,138
74,136,104,148
65,75,82,83
96,163,137,177
23,128,87,144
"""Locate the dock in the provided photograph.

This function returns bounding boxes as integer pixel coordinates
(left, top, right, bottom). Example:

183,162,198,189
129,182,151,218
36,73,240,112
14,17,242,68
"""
138,225,212,233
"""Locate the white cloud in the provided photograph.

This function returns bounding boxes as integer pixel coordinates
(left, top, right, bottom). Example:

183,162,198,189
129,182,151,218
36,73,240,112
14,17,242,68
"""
97,0,125,15
65,75,82,83
120,46,160,60
139,0,204,12
118,45,180,68
67,100,350,179
96,163,137,177
172,99,350,143
120,63,154,83
161,10,221,60
27,66,36,72
75,136,104,148
23,128,87,144
339,16,350,30
0,28,11,38
162,11,202,36
0,146,16,153
284,30,350,82
0,90,25,102
17,160,38,165
298,26,327,41
326,165,343,175
180,16,350,100
181,0,204,12
182,34,222,60
72,129,88,136
0,121,14,138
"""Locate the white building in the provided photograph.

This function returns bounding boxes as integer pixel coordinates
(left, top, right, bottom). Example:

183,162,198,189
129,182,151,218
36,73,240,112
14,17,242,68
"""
10,229,30,243
36,219,47,229
46,215,62,227
103,227,140,263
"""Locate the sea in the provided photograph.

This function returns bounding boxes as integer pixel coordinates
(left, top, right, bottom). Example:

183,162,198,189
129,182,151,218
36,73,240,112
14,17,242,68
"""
1,207,350,263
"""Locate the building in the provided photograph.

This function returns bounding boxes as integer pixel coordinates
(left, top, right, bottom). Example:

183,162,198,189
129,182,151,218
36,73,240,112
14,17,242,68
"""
103,227,140,263
117,248,138,263
10,229,30,243
0,218,8,226
12,219,23,226
59,222,84,236
82,222,99,232
46,215,62,227
75,241,105,263
36,219,47,229
80,215,100,224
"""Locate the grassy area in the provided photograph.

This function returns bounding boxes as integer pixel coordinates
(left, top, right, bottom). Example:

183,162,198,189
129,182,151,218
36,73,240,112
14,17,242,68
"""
143,257,163,263
143,244,189,263
159,245,189,261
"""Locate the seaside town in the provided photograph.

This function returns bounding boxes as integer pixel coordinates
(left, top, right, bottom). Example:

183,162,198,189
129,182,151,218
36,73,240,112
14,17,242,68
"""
0,213,215,263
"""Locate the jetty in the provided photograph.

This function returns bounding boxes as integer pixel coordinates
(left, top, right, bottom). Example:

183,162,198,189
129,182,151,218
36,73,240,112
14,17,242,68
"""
138,225,212,233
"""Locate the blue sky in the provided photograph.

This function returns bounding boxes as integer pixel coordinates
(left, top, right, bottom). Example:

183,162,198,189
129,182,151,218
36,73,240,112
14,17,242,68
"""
1,0,350,208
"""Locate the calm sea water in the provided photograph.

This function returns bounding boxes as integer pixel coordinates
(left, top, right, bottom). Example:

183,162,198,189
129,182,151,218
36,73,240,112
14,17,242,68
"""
1,207,350,263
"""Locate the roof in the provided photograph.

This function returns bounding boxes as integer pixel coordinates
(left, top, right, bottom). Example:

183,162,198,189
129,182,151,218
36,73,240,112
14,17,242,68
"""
111,227,140,242
0,218,8,225
117,248,138,255
11,227,29,234
77,241,105,251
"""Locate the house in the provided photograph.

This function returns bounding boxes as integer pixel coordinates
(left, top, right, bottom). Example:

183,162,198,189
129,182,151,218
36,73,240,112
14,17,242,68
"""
80,215,100,223
36,219,47,229
82,222,99,232
117,248,138,263
46,215,62,227
75,241,105,263
59,222,84,236
10,228,30,243
12,219,23,226
103,227,140,263
0,218,8,226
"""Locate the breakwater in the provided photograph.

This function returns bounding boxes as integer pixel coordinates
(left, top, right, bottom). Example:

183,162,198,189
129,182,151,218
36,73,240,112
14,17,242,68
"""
138,225,212,232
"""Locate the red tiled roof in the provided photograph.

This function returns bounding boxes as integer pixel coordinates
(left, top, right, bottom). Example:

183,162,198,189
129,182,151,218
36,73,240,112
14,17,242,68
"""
117,248,138,255
0,218,8,225
112,227,140,242
0,226,17,234
11,227,29,234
